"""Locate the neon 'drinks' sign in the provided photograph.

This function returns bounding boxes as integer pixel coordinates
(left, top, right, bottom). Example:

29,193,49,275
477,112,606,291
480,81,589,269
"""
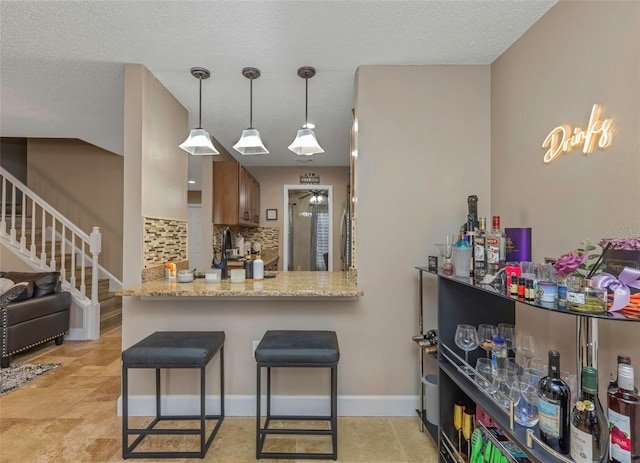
542,104,613,163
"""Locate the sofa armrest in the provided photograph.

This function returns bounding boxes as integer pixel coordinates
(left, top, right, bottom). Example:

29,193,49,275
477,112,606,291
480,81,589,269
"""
2,291,71,327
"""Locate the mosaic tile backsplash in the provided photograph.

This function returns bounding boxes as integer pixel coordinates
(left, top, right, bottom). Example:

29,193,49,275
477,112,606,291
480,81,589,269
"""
143,216,188,267
212,225,279,250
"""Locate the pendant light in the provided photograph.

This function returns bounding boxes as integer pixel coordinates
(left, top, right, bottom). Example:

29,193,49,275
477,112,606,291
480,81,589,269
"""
288,66,324,156
179,67,219,155
233,67,269,155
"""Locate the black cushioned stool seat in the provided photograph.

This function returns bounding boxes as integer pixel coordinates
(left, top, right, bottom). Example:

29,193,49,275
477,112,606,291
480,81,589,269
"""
255,330,339,460
122,331,225,459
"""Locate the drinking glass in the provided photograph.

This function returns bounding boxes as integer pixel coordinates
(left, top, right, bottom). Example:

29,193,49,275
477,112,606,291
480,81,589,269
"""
514,331,538,368
454,324,480,374
477,324,498,359
492,363,519,408
435,242,454,276
453,400,465,454
514,367,545,427
475,358,495,394
462,408,475,460
498,323,515,353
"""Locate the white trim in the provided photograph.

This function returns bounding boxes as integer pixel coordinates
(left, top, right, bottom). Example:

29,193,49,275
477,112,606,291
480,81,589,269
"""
117,394,418,417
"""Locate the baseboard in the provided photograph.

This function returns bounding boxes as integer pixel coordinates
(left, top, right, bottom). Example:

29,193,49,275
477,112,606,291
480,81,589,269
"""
117,394,419,417
65,328,86,341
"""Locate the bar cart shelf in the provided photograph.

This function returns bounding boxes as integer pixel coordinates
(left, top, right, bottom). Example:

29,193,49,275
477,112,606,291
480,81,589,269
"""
414,267,639,463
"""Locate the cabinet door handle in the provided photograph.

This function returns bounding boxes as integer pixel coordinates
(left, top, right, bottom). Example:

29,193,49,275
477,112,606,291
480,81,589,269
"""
243,211,249,220
254,215,259,223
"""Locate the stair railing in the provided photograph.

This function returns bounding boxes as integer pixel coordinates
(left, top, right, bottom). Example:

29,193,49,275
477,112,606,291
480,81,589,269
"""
0,166,112,340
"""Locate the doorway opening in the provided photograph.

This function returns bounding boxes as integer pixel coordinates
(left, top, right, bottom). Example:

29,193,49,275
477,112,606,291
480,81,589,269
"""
283,185,333,271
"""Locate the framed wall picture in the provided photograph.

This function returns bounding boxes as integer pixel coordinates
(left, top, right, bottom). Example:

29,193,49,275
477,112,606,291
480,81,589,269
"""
266,209,277,220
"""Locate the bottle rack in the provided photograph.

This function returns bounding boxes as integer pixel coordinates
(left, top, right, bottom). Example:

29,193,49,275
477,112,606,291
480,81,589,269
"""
525,430,574,463
440,342,515,430
440,429,465,463
415,269,640,463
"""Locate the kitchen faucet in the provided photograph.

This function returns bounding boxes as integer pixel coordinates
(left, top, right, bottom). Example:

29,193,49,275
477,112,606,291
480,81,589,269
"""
220,226,232,279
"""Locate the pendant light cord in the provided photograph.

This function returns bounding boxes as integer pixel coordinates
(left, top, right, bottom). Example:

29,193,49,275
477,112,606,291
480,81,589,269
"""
198,76,203,129
249,77,254,129
305,77,309,127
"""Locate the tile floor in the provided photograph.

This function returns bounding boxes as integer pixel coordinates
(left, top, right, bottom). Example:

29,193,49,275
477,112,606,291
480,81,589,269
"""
0,328,439,462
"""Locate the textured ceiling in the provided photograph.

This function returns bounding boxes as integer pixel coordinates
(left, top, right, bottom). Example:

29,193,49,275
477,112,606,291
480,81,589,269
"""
0,0,556,187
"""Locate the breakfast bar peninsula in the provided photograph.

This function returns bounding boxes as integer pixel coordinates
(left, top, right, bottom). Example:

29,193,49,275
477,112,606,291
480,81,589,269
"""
117,271,363,300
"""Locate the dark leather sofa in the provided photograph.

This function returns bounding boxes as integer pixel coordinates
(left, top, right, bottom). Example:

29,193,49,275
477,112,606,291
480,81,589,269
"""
1,271,71,368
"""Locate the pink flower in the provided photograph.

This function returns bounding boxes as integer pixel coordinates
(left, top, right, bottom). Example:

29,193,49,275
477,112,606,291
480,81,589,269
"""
553,251,587,277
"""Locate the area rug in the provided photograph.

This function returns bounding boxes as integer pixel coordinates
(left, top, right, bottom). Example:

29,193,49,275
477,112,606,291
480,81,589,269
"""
0,363,61,397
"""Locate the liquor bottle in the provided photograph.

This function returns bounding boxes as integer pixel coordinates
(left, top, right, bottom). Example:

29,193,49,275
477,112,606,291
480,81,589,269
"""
538,350,571,454
486,216,506,276
609,355,638,393
474,217,487,278
570,367,608,463
608,363,639,463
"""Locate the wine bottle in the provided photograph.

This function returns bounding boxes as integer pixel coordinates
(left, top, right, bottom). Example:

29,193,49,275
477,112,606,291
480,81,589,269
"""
474,217,487,278
608,364,640,463
538,350,571,454
570,367,608,463
609,355,638,393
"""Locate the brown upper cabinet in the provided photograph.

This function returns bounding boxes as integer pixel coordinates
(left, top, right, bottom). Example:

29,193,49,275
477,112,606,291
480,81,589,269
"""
213,161,260,227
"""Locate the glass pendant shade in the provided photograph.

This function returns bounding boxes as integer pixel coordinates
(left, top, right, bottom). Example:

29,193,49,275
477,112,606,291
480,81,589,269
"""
289,66,324,156
288,128,324,155
179,128,219,155
233,128,269,155
234,67,268,155
179,67,219,156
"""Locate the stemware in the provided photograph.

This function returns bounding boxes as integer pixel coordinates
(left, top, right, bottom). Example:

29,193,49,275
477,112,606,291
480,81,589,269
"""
453,400,465,454
498,323,515,353
514,331,538,368
477,324,497,359
462,408,475,460
454,324,480,374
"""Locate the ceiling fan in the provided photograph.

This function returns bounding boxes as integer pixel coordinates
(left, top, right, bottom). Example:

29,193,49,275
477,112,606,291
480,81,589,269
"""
298,189,328,204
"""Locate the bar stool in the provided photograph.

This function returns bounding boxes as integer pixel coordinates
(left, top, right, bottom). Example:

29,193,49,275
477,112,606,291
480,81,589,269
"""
255,330,339,460
121,331,225,459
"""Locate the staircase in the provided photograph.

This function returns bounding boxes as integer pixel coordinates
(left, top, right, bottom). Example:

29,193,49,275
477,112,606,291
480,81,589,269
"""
1,166,122,339
41,232,122,335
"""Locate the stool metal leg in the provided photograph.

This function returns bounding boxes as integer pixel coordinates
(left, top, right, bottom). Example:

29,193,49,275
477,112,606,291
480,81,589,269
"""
122,364,128,459
331,365,338,460
256,363,262,459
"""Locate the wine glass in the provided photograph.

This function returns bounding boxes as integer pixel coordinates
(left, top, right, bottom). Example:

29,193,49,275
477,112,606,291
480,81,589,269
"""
453,400,465,454
462,407,475,460
498,323,515,353
454,324,479,374
514,331,538,368
477,324,498,359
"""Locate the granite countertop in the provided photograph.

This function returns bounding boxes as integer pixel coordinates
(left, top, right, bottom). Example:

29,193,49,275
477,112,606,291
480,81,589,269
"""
117,271,363,299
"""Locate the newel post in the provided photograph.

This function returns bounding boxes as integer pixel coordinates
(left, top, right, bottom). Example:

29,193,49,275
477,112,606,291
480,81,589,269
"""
88,226,102,340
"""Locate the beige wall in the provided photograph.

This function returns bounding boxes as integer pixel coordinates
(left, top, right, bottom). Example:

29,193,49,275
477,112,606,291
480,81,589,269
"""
122,63,188,346
26,138,123,279
248,166,349,271
491,0,640,387
120,65,490,409
355,64,492,390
